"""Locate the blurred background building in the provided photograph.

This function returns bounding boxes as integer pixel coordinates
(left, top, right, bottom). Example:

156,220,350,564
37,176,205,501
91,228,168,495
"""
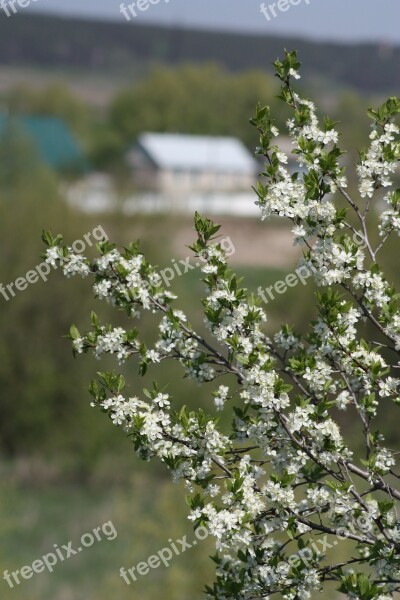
129,133,258,194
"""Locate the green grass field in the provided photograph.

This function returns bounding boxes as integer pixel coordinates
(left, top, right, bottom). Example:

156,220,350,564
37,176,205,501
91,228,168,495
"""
1,470,213,600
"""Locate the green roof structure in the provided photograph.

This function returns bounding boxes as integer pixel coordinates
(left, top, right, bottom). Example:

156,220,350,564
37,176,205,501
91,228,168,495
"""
0,114,88,172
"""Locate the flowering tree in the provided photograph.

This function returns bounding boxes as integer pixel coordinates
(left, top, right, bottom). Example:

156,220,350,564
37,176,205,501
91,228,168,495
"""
44,51,400,599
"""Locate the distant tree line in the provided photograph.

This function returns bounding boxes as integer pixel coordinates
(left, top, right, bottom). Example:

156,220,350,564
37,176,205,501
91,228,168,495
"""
0,13,400,92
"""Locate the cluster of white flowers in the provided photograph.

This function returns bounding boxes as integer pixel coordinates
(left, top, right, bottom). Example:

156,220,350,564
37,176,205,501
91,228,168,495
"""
374,448,396,475
274,327,301,351
353,270,391,308
45,247,89,278
379,191,400,237
384,313,400,351
379,376,400,398
100,394,142,427
357,123,400,198
380,208,400,236
49,53,400,600
336,390,352,410
95,327,130,362
214,385,230,411
45,246,61,267
305,237,365,286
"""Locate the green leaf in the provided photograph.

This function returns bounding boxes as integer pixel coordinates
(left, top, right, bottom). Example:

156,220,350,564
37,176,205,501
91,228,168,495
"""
69,324,80,340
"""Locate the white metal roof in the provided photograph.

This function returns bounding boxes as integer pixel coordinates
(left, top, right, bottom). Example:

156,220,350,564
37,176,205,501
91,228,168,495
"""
138,133,258,174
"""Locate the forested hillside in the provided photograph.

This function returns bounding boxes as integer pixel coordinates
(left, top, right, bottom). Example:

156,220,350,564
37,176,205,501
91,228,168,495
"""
0,12,399,92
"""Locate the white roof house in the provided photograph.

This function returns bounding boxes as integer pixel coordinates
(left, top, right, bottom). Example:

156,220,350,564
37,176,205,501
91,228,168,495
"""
126,132,260,215
136,133,258,175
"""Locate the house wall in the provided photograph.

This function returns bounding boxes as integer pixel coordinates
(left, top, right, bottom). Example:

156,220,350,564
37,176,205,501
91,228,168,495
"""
156,169,255,194
127,147,256,193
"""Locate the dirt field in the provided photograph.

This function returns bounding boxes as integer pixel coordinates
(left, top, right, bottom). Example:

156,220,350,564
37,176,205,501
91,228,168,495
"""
171,216,301,268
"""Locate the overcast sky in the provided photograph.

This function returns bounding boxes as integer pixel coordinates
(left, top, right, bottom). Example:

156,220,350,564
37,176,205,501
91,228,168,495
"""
27,0,400,44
